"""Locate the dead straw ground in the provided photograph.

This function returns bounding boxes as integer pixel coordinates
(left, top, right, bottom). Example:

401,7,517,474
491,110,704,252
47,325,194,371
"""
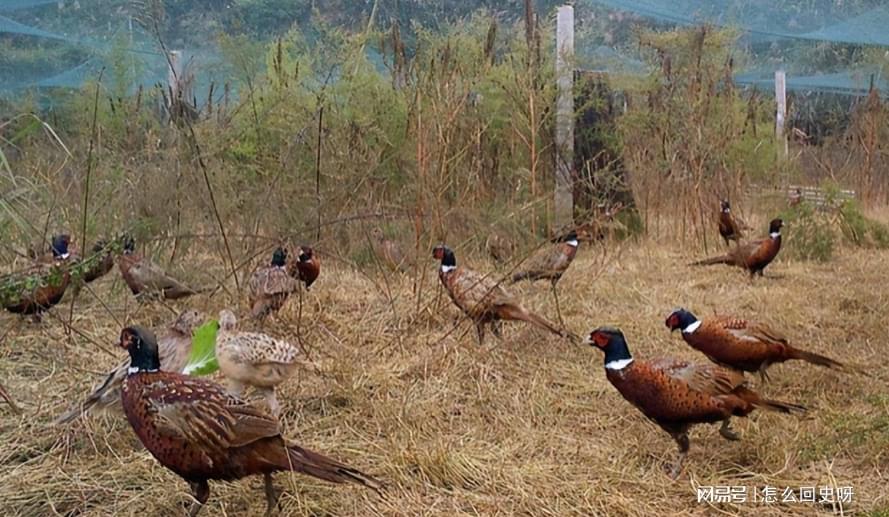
0,234,887,516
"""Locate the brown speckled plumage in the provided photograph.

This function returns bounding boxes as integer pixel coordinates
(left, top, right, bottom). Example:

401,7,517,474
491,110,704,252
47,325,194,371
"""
511,232,578,286
117,236,203,299
216,310,300,416
55,310,203,424
248,248,299,320
666,308,851,381
433,245,567,344
692,218,783,276
587,327,804,478
118,326,380,516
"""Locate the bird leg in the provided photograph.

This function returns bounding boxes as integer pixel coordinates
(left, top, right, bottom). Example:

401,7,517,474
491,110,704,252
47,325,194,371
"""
550,280,565,329
719,418,740,441
262,388,281,417
264,473,280,516
757,363,771,384
475,321,486,345
188,481,210,517
667,432,690,480
490,319,502,338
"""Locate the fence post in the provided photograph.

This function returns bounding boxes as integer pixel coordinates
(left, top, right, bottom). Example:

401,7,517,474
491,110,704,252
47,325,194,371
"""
775,70,787,158
555,5,575,229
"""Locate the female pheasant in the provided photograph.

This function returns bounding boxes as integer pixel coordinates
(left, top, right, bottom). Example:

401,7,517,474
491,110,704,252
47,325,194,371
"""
248,247,299,320
215,309,300,416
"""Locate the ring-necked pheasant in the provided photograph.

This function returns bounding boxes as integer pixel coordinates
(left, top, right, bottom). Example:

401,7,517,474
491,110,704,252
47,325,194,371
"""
216,309,300,416
81,239,115,284
718,200,743,246
119,325,381,516
510,230,580,325
691,218,783,277
585,326,806,479
249,247,299,320
372,227,410,272
2,234,72,321
287,246,320,289
665,308,854,381
117,235,204,299
432,244,568,344
55,310,203,424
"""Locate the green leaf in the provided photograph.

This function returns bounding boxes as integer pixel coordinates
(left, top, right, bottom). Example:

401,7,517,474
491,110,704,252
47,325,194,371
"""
182,319,220,376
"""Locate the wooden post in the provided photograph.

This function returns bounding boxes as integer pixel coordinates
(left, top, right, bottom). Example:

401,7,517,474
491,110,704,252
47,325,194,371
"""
554,5,575,229
775,70,787,158
168,50,182,105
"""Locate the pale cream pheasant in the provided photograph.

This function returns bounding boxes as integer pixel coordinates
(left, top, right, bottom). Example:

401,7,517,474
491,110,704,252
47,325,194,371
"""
215,309,300,416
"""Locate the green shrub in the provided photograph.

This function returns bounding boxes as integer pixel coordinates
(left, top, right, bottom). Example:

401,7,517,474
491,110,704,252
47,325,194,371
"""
779,201,835,263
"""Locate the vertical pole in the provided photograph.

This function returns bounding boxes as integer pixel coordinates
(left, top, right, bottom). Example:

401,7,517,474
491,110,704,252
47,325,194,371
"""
168,50,182,102
555,5,575,229
775,70,787,158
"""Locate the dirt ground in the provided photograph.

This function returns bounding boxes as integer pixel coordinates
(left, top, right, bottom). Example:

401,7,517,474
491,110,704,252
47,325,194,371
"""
0,235,886,516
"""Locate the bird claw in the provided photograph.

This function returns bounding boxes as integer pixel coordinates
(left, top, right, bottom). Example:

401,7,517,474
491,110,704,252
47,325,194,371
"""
719,424,741,441
664,461,682,480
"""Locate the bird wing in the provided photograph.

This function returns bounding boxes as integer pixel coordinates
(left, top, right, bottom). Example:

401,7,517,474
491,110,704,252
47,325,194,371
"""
220,331,300,366
717,316,788,346
650,357,745,396
249,266,298,297
450,267,513,311
128,258,194,292
146,375,281,450
524,244,566,275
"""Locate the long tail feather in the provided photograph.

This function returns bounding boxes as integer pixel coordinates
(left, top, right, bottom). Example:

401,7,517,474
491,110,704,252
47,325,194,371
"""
690,255,733,266
54,370,121,424
506,304,575,340
754,397,807,415
286,444,383,493
788,346,866,375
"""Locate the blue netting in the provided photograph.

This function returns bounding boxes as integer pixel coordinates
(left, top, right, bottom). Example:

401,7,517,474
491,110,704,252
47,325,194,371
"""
584,0,889,96
0,0,57,12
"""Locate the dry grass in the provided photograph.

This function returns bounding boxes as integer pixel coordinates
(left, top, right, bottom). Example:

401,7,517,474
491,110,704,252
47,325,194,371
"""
1,229,887,516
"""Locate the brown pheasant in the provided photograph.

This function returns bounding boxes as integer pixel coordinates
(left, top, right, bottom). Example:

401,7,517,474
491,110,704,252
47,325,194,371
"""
248,247,299,320
372,227,410,272
55,310,203,424
432,244,568,344
119,326,381,516
586,326,806,478
117,235,204,299
692,218,783,277
666,308,855,381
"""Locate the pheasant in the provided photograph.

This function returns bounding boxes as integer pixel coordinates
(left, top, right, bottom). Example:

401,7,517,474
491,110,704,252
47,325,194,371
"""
691,218,783,277
2,234,72,321
287,246,320,289
118,326,381,516
510,229,579,325
215,309,300,416
511,230,579,286
80,239,115,284
717,200,743,246
55,310,203,424
666,308,854,381
484,231,515,264
372,227,409,272
117,235,204,299
432,244,568,344
585,326,805,479
248,247,299,320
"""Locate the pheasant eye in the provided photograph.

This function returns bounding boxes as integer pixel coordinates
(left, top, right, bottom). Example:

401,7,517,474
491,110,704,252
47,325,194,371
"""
592,332,610,347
